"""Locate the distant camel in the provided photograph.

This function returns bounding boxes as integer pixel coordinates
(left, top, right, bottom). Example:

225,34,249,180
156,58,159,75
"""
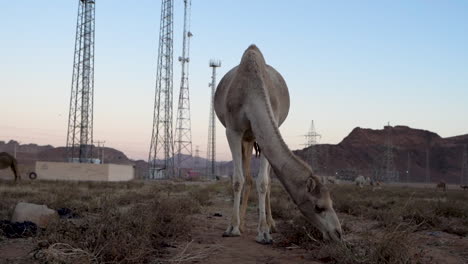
436,181,446,192
460,185,468,191
0,152,20,182
354,175,369,188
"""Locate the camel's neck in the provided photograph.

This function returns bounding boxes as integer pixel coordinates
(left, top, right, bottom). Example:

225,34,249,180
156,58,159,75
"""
246,84,311,203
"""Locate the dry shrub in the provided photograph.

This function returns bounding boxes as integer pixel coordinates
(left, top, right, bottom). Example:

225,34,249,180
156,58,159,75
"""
38,195,199,264
275,216,323,249
189,186,214,206
317,225,417,264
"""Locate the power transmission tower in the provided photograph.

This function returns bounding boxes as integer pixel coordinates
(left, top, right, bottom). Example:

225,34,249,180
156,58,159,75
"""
148,0,175,179
374,123,398,182
383,124,397,182
461,144,468,185
206,60,221,179
175,0,193,176
66,0,96,163
302,120,321,172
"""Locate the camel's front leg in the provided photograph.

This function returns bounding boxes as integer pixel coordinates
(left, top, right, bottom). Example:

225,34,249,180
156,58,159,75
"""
256,155,273,244
239,141,254,232
223,129,244,237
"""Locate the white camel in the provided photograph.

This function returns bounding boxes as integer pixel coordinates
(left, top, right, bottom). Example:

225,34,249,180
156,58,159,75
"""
354,175,370,188
214,45,342,243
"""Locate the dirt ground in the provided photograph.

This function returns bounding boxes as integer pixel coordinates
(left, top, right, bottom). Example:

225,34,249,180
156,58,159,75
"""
0,179,467,264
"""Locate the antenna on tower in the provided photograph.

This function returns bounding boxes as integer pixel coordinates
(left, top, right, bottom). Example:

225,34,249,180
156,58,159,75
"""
175,0,193,177
206,59,221,179
302,120,321,172
66,0,96,163
148,0,175,179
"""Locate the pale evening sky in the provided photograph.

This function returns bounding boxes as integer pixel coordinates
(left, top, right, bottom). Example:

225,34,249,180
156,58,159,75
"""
1,1,467,161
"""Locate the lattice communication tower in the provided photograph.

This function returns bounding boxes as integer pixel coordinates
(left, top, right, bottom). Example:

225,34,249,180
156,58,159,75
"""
148,0,175,179
66,0,96,163
175,0,193,175
206,60,221,178
302,120,321,172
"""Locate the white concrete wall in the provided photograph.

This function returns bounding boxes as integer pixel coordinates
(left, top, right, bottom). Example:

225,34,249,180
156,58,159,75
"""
108,164,134,181
35,162,133,182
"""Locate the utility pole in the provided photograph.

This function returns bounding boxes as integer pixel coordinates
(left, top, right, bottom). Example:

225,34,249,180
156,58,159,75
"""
406,151,411,183
148,0,175,179
206,59,221,179
175,0,193,176
95,140,105,163
194,145,200,168
425,148,430,183
13,141,20,159
66,0,96,163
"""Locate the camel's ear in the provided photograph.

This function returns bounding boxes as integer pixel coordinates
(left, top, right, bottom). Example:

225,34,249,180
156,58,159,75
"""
306,177,316,192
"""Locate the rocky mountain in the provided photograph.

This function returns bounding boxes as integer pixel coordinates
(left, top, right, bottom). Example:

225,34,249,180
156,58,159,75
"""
295,125,468,184
2,125,467,183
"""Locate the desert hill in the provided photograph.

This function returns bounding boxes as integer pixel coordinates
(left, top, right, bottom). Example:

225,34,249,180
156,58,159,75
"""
295,125,468,183
1,125,467,183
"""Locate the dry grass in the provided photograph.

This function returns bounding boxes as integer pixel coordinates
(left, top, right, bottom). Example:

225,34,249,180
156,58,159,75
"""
270,181,468,263
0,179,202,263
2,179,468,263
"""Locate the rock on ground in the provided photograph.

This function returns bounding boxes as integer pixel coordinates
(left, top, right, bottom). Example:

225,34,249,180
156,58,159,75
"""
11,202,58,229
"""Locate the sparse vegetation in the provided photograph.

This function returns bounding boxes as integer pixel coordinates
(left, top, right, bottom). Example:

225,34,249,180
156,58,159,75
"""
270,180,468,263
1,179,467,263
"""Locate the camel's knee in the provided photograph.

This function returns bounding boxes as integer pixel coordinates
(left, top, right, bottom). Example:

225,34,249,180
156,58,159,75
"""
256,180,268,194
232,179,244,193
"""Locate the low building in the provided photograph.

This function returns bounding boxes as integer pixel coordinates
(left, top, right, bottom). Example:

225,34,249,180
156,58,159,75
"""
34,161,134,182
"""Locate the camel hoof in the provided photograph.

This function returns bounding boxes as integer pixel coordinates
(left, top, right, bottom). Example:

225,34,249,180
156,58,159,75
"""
256,237,273,245
222,232,240,237
222,226,241,237
256,232,273,244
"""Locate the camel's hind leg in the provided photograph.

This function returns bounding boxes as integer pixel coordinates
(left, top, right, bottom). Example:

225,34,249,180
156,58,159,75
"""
265,181,276,232
11,161,20,182
239,140,254,232
223,129,244,237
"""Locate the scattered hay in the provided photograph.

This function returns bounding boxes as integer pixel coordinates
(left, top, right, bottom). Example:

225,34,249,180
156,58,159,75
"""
163,240,224,263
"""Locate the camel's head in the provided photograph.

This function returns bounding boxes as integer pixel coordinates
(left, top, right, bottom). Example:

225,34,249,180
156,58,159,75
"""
297,176,342,242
